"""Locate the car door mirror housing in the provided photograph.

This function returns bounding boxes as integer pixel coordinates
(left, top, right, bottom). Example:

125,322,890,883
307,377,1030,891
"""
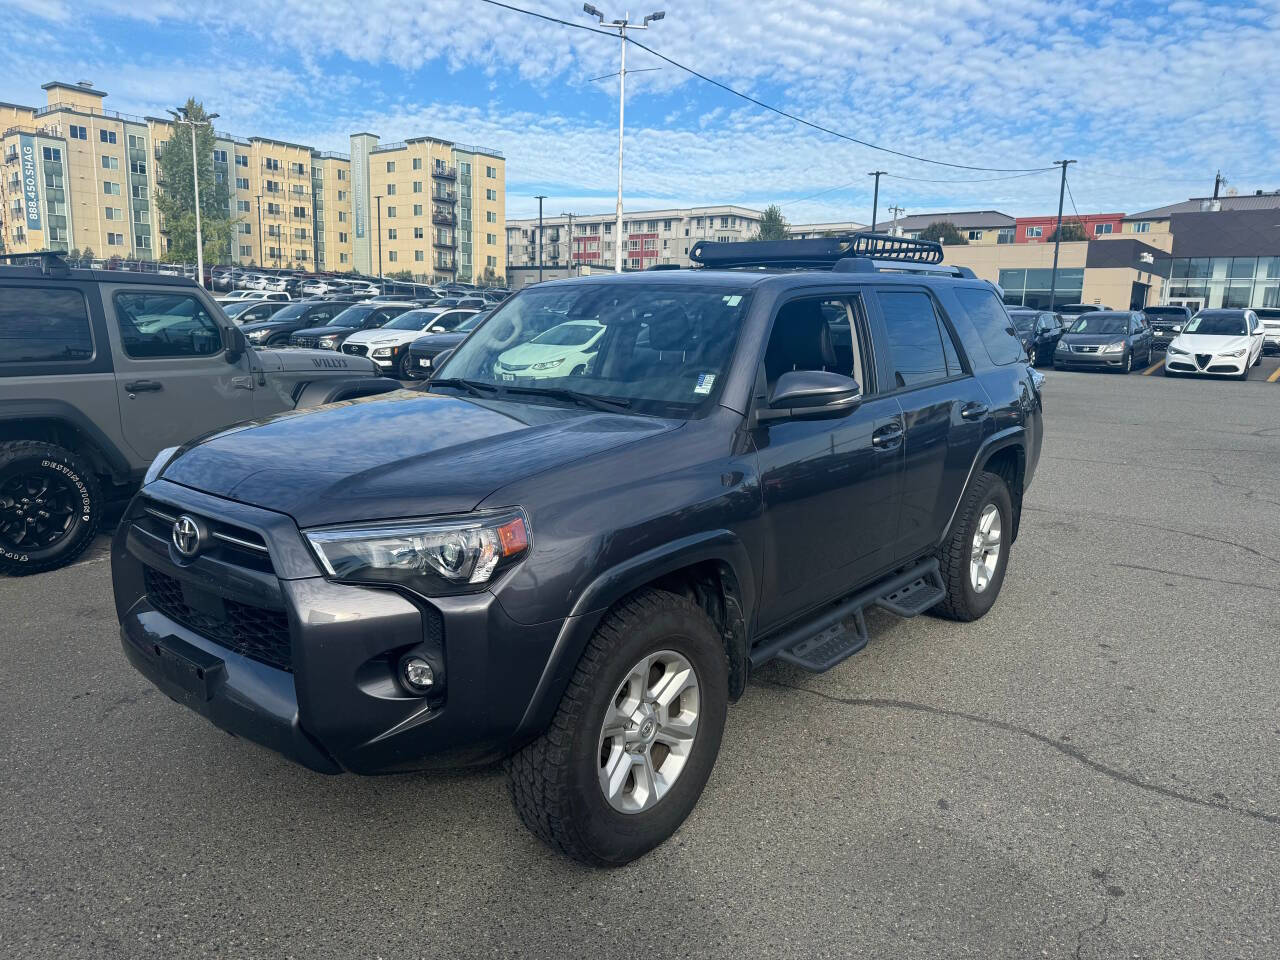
763,370,862,419
429,348,456,376
222,324,247,362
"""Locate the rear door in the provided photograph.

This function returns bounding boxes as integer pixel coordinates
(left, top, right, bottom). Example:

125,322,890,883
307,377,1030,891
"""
865,286,992,560
104,284,257,460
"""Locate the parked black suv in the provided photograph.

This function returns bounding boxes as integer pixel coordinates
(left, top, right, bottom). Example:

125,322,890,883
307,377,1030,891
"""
1141,304,1194,352
113,235,1042,866
287,302,415,350
240,299,357,346
1007,308,1063,365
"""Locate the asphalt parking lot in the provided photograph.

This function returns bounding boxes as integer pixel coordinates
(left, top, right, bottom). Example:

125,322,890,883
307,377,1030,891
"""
3,367,1278,959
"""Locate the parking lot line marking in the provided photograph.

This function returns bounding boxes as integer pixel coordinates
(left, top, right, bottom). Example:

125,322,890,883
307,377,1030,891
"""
1269,366,1280,383
1141,359,1164,376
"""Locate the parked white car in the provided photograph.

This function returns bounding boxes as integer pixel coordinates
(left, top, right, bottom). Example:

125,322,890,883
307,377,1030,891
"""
1164,309,1265,379
340,306,476,377
494,319,605,380
1256,307,1280,354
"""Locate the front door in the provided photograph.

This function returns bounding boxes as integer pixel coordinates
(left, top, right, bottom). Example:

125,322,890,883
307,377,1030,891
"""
105,285,257,461
754,294,905,631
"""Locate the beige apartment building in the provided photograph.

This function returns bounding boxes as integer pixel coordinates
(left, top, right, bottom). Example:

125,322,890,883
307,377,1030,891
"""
0,80,505,283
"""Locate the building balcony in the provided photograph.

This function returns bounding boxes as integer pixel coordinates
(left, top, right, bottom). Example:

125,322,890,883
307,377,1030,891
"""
432,164,457,181
432,211,456,226
432,189,457,203
434,236,457,249
435,260,456,273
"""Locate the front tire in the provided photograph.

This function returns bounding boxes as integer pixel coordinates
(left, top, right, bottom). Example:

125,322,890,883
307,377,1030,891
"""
507,589,728,866
398,351,417,380
934,470,1013,622
0,441,102,576
1121,351,1133,374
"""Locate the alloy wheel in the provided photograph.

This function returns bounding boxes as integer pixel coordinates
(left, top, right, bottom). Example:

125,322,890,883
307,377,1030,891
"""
0,470,79,551
969,504,1002,594
597,650,701,814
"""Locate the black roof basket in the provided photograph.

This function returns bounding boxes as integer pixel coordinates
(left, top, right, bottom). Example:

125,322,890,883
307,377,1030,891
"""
688,232,944,270
0,251,71,275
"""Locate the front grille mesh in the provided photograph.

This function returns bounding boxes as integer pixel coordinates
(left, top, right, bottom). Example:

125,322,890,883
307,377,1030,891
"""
343,343,368,357
144,566,293,673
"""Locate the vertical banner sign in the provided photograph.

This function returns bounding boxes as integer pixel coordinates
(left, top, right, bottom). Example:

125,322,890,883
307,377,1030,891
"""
19,135,43,231
352,139,367,240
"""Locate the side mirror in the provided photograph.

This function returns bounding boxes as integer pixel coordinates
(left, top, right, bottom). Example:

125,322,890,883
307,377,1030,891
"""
761,370,861,420
222,324,247,362
428,348,456,377
1172,325,1183,334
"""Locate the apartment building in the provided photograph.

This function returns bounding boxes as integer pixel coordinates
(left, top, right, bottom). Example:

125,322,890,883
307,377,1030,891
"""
0,80,506,283
885,210,1016,245
506,204,763,272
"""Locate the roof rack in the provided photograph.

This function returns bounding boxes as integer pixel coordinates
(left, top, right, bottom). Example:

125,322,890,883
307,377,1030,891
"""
0,251,70,276
688,232,945,270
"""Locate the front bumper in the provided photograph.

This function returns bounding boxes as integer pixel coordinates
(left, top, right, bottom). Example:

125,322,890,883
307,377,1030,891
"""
1053,349,1126,369
112,481,562,775
1165,352,1247,376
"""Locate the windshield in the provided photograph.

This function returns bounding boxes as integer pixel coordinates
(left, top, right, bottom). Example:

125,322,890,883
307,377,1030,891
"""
1009,313,1035,332
1144,307,1187,318
457,313,486,331
383,309,440,331
437,283,752,417
326,305,376,327
222,300,263,318
1069,314,1129,335
1184,313,1247,336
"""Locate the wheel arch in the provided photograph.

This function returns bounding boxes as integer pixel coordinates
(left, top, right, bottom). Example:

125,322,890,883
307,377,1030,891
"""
292,376,402,409
512,530,757,745
940,427,1027,545
0,400,133,481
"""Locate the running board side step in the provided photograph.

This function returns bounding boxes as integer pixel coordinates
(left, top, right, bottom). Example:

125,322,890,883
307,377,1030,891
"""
749,559,944,673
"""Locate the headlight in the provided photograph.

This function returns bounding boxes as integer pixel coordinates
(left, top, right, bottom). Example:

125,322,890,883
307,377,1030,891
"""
1167,345,1188,356
371,347,394,358
532,356,566,370
246,329,271,342
305,509,531,597
319,337,338,349
1055,340,1068,352
1101,341,1126,353
143,445,180,486
1221,348,1246,358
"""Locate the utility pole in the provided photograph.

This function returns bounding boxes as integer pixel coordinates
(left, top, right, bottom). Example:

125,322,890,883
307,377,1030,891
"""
868,170,886,232
255,194,264,266
375,195,384,283
888,204,904,237
583,5,665,273
1047,159,1076,311
562,211,576,275
535,194,547,283
167,105,219,287
1213,170,1225,199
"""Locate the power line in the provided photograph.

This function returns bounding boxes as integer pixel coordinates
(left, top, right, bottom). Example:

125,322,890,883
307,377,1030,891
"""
884,169,1055,185
480,0,1055,174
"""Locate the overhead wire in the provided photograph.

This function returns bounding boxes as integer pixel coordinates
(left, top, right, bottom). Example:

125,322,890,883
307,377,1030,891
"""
480,0,1056,174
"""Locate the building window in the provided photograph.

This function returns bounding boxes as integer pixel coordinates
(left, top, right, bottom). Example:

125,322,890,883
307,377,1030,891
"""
412,157,422,170
1133,221,1151,234
213,149,228,163
1026,226,1043,238
486,233,496,244
238,223,251,234
968,230,983,241
386,161,395,172
338,232,347,242
107,232,124,246
265,180,280,193
486,211,497,223
99,129,117,144
293,205,307,218
337,190,346,201
1094,222,1114,235
485,165,496,178
413,204,423,216
486,188,497,201
70,125,87,140
386,183,396,196
388,228,398,239
135,233,151,249
103,181,120,195
340,253,349,263
101,155,119,170
240,244,252,257
235,153,248,167
237,200,251,212
388,250,397,262
42,147,62,162
265,157,280,171
415,250,424,261
236,177,249,190
487,255,497,267
386,206,396,218
337,169,346,180
413,227,424,239
413,181,423,193
291,162,306,175
338,211,347,222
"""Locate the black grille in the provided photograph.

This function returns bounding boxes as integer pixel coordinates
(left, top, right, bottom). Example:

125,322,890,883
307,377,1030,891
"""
343,342,368,357
1196,353,1211,368
144,566,293,672
293,336,319,349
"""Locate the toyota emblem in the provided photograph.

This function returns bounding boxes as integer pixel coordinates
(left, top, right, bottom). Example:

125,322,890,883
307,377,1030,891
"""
171,515,204,558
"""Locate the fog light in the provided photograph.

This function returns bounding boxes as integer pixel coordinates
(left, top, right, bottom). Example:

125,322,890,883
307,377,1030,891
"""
402,657,435,693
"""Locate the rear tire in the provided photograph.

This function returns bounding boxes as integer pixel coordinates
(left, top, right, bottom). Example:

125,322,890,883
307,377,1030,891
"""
934,470,1013,622
0,441,102,576
507,589,728,866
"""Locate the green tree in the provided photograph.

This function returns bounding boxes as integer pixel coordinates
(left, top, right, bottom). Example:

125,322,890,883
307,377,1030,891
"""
1047,221,1087,242
919,221,968,245
67,247,81,261
81,246,95,260
749,204,790,242
155,99,235,266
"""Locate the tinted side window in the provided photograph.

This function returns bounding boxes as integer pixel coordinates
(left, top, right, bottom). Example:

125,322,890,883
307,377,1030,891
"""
877,290,953,389
954,287,1023,365
115,292,221,359
0,287,93,364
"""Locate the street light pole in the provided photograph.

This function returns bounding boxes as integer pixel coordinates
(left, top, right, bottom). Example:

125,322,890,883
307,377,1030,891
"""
1047,159,1076,310
888,204,904,236
868,170,886,232
562,211,576,274
168,106,219,287
534,194,547,283
375,195,384,284
583,5,664,273
256,194,264,266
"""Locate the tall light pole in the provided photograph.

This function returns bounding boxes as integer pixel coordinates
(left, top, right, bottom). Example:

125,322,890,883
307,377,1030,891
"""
534,194,547,283
375,195,384,283
255,194,264,266
888,204,904,237
868,170,886,232
583,5,664,273
167,106,219,287
562,211,577,274
1047,159,1076,310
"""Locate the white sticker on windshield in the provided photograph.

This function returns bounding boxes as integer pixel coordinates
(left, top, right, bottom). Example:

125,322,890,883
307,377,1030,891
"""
723,295,742,306
694,373,716,395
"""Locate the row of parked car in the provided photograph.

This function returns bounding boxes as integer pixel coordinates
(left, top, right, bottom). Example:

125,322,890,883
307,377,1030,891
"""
1008,303,1279,379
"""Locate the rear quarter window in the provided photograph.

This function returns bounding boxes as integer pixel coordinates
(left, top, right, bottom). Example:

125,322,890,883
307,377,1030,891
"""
0,286,94,364
953,287,1024,365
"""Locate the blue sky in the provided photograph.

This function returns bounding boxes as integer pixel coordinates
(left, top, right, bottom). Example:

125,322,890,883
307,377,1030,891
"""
6,0,1279,223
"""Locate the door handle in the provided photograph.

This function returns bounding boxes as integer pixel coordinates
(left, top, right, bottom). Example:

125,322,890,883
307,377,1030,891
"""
871,422,903,449
960,401,988,421
124,380,163,393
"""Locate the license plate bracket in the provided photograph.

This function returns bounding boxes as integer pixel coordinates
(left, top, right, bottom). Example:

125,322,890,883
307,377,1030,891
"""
152,635,226,702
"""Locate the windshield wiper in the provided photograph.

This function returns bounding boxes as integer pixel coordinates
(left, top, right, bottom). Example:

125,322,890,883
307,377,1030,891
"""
503,385,632,412
427,377,499,398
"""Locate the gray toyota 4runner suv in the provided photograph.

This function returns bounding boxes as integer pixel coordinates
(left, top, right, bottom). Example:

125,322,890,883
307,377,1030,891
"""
0,254,397,575
113,235,1043,866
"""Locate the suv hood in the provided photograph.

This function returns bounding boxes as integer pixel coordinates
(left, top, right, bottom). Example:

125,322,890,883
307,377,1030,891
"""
410,331,468,354
343,327,426,348
252,346,377,375
161,391,680,526
1059,332,1128,346
291,325,354,340
1170,333,1249,354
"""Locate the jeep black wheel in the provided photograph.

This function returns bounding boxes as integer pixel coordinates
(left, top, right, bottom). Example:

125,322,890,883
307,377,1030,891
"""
0,441,102,575
507,588,728,866
933,470,1013,622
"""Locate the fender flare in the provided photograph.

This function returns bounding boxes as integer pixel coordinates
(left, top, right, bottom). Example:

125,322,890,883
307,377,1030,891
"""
939,425,1027,544
292,377,401,409
0,399,133,478
511,529,757,743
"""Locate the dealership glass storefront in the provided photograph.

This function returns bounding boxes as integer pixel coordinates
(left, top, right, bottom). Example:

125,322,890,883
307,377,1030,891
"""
998,267,1084,308
1167,256,1280,308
